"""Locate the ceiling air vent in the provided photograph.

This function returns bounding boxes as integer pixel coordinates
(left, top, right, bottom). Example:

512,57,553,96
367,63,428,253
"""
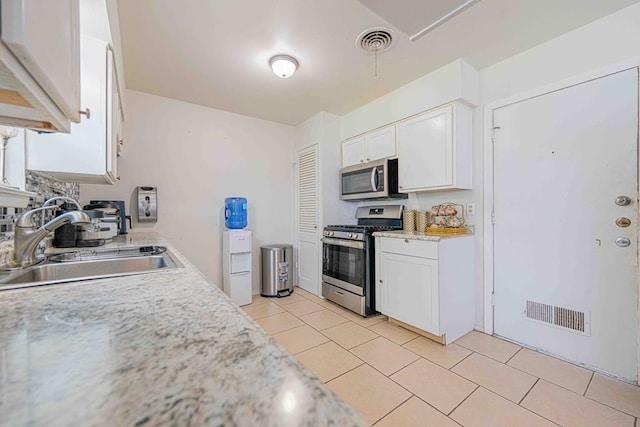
356,27,395,54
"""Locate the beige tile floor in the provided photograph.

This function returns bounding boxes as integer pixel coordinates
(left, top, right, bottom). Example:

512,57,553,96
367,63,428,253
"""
244,288,640,426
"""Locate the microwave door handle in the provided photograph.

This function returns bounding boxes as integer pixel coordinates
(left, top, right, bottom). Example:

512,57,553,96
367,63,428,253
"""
371,166,378,191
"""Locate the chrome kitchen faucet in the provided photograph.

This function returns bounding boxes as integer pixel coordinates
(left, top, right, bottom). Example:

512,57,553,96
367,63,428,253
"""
13,206,90,267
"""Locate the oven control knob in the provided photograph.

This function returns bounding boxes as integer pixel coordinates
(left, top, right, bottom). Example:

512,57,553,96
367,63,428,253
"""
329,231,334,236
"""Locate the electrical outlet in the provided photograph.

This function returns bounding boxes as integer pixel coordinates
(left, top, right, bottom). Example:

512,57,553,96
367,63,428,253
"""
466,203,476,215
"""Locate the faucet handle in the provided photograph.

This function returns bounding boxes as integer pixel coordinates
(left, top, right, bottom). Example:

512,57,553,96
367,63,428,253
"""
16,206,59,228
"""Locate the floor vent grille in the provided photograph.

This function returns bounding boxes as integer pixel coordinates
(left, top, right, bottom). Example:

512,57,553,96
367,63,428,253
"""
523,299,589,336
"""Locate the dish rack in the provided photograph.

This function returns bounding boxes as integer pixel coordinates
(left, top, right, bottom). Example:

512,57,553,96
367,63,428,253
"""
427,203,470,235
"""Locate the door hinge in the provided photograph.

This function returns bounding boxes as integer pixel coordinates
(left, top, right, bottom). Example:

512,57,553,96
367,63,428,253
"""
491,211,495,225
491,292,495,306
491,126,501,143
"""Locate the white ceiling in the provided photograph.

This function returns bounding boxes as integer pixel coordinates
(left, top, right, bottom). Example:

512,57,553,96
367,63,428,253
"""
117,0,639,126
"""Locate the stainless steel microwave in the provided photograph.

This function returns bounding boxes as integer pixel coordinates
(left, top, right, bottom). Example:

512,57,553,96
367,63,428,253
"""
340,158,408,201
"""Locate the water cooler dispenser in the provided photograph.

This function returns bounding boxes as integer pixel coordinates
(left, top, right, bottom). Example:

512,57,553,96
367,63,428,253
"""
222,230,252,306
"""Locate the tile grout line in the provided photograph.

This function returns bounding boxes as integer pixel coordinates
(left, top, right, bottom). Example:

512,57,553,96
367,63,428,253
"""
583,371,595,396
447,350,476,371
581,392,640,420
386,356,486,400
409,394,464,426
339,334,380,352
371,392,413,425
518,377,539,405
504,346,524,364
286,336,332,356
321,358,366,384
477,385,561,426
494,356,597,398
446,384,480,416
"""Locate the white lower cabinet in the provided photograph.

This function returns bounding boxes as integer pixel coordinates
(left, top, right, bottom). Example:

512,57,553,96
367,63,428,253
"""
375,235,474,344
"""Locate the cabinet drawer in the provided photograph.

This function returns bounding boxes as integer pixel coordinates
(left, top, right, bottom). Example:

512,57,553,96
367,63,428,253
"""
380,237,438,259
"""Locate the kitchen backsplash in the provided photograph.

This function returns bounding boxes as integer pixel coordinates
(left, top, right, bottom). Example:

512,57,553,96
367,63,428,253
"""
0,171,79,264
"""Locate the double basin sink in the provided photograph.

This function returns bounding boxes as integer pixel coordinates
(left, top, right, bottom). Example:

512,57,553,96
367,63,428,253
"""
0,245,183,291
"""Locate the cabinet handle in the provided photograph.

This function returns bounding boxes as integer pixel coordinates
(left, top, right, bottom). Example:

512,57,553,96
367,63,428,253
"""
79,108,91,120
379,280,383,284
404,239,409,243
399,185,404,189
360,159,364,163
366,157,370,161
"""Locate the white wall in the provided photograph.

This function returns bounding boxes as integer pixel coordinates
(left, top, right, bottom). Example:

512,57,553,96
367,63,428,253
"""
81,90,295,292
340,59,480,140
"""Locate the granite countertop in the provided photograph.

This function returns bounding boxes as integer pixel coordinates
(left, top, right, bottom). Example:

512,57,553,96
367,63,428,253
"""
0,233,366,427
373,229,473,241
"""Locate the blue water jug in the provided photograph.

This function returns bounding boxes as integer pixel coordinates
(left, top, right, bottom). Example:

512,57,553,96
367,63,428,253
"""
225,197,248,229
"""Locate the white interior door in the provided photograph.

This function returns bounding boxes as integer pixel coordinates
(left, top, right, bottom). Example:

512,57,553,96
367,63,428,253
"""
493,68,639,381
296,144,319,294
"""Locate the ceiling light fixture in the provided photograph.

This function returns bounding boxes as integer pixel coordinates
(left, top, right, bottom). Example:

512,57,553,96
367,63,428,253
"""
269,55,298,79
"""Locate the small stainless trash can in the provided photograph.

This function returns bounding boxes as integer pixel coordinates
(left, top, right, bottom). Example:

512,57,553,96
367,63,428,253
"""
261,244,293,297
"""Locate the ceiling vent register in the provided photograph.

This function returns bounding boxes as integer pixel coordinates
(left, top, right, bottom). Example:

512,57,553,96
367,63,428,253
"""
356,27,395,54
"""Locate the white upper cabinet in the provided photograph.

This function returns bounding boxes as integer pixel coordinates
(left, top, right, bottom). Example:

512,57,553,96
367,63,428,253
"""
342,135,365,167
342,125,396,167
396,102,472,192
365,126,396,163
0,0,80,132
26,36,121,184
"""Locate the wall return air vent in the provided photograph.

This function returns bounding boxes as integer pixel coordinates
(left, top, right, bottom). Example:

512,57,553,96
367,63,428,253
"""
523,299,590,336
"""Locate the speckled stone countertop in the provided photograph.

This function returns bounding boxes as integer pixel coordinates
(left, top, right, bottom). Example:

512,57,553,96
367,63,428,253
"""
373,230,473,241
0,233,366,427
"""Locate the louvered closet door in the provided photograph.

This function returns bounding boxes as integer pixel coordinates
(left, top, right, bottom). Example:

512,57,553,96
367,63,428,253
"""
296,144,319,294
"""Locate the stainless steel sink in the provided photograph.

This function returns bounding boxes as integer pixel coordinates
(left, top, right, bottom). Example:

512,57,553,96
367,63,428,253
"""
47,245,168,262
0,247,183,290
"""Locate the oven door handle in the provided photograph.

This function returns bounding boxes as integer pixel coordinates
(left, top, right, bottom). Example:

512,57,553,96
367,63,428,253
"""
321,238,365,250
371,166,378,191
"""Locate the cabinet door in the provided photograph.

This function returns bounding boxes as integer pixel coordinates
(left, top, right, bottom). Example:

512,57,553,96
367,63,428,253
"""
380,252,439,334
365,126,396,162
397,106,453,191
106,47,118,182
342,136,365,167
1,0,80,122
26,36,112,184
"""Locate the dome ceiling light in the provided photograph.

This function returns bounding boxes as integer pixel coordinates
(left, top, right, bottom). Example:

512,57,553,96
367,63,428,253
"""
269,55,299,79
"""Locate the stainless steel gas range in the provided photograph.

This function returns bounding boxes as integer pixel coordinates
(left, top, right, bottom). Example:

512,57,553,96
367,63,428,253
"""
321,205,403,317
